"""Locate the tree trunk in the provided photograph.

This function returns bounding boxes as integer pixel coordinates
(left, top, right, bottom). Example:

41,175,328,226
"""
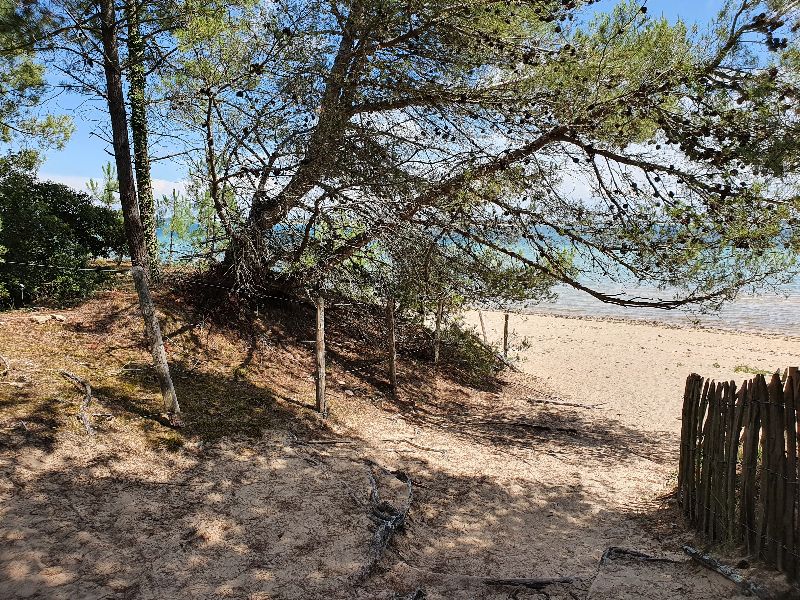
100,0,179,420
124,0,160,282
98,0,148,272
131,267,180,416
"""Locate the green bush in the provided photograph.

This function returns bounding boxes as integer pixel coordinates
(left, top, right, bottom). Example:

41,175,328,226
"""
0,165,126,307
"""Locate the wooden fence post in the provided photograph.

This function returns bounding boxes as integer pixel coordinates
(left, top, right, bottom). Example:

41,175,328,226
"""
768,373,787,570
687,375,703,523
131,266,180,418
783,371,797,580
742,377,762,554
478,310,488,343
695,378,710,525
386,296,397,398
726,381,744,543
434,298,444,365
315,295,326,417
503,313,509,359
700,381,717,536
756,374,770,559
679,374,696,513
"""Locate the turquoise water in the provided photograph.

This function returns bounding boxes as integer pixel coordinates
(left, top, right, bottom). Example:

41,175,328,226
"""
524,280,800,335
158,223,798,334
157,225,194,261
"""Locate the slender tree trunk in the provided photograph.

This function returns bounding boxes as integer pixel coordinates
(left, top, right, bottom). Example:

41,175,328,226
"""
124,0,160,282
98,0,148,271
168,226,175,263
99,0,179,419
132,267,180,416
168,191,176,263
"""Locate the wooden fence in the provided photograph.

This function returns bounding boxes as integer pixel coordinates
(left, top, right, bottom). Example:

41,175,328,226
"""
678,368,800,581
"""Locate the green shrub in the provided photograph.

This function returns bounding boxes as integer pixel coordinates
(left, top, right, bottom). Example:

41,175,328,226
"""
0,165,126,307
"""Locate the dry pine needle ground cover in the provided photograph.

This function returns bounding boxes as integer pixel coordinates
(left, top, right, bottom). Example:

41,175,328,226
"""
0,286,794,599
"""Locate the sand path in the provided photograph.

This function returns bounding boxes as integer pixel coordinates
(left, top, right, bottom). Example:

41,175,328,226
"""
2,306,798,598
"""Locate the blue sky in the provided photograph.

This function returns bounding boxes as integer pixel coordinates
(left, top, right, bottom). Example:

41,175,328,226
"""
36,0,726,193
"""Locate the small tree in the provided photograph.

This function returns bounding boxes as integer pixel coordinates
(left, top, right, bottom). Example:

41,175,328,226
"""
86,162,119,208
158,190,194,263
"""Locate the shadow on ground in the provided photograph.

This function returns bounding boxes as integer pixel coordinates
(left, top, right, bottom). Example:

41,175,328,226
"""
0,428,754,600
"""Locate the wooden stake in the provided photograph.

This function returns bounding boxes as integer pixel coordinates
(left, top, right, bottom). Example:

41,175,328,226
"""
315,295,327,417
695,378,710,524
783,372,797,579
131,266,180,417
478,310,488,343
755,375,770,559
503,313,509,359
434,298,444,365
726,382,743,543
386,296,397,398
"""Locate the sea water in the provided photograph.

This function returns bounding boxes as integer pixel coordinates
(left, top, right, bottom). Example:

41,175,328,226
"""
523,280,800,335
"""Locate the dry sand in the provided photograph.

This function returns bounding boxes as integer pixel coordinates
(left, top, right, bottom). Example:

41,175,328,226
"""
2,300,799,599
465,310,800,436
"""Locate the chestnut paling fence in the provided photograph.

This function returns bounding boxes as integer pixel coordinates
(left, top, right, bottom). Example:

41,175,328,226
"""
678,367,800,581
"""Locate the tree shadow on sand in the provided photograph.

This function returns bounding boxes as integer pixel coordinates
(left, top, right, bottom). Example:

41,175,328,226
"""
0,424,749,600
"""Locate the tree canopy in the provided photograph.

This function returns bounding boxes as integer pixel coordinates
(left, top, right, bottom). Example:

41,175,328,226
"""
17,0,800,311
0,0,72,157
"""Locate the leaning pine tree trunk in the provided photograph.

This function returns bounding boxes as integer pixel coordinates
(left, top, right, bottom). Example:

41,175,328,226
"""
99,0,147,269
131,267,180,416
124,0,160,282
99,0,180,420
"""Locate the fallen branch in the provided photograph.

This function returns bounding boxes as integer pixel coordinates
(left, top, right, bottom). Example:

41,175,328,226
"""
354,460,413,582
525,397,603,410
495,352,520,373
601,547,677,565
59,370,95,436
397,561,579,593
683,546,770,599
381,439,446,453
476,419,580,435
483,577,574,590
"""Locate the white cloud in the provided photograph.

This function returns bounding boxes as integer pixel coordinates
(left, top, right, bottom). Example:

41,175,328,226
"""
40,172,187,199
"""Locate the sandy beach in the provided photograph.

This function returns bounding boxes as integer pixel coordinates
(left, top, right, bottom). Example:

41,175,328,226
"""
465,310,800,436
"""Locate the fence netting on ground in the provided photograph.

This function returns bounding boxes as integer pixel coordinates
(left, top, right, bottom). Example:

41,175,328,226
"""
678,368,800,582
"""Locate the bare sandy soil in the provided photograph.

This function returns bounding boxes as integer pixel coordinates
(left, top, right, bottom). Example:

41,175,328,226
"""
465,310,800,436
1,294,798,599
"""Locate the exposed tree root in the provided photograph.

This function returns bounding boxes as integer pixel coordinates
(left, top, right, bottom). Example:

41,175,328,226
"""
354,460,413,583
601,546,677,565
59,370,95,436
683,545,772,599
483,576,575,589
